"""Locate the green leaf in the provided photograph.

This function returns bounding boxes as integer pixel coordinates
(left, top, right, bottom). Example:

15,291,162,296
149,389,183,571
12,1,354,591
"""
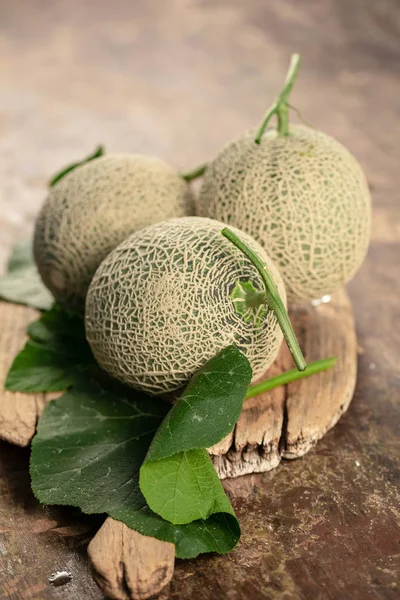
27,304,90,351
5,305,95,392
25,311,249,556
139,346,252,525
30,378,241,559
49,145,104,187
140,448,234,525
0,241,53,311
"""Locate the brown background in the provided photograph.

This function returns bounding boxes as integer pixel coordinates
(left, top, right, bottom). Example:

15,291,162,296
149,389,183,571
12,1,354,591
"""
0,1,399,599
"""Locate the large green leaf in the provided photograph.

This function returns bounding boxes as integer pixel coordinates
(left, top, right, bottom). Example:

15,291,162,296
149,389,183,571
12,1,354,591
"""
140,346,252,524
30,377,241,559
21,306,249,556
0,241,53,310
5,305,95,392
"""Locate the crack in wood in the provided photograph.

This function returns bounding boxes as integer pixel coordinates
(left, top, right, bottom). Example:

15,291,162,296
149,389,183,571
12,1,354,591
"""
278,384,289,457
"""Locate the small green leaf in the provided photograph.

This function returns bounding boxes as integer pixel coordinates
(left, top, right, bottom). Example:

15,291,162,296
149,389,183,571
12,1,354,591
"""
49,145,104,187
6,342,83,392
0,241,53,311
139,346,252,525
145,346,252,459
30,378,241,559
140,448,234,525
5,305,95,392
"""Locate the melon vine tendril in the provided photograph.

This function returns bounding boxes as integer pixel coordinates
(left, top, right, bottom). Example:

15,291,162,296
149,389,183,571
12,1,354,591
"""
254,53,301,143
222,227,307,371
287,103,316,131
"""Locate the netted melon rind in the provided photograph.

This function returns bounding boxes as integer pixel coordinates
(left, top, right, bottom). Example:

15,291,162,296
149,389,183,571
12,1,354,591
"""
196,125,371,302
34,154,194,310
85,216,286,396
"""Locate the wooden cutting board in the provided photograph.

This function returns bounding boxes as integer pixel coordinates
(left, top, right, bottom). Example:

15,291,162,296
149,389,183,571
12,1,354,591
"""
0,289,357,599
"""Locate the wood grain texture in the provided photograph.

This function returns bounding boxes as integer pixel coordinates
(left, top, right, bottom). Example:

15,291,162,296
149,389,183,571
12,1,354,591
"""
0,1,399,598
210,345,289,475
0,302,53,446
283,289,357,459
88,518,175,600
210,289,357,478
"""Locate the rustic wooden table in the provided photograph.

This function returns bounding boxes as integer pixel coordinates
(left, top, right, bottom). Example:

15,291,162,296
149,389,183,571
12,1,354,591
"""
0,1,399,599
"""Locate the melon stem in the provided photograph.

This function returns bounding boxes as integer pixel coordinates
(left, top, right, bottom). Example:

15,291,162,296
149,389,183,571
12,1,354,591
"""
221,227,307,371
180,163,208,182
49,145,105,187
254,53,301,143
245,356,337,399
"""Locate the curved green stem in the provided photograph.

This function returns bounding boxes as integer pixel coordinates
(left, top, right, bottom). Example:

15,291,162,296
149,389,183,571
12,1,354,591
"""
246,357,336,399
254,53,301,143
222,227,306,371
180,163,208,182
49,145,104,187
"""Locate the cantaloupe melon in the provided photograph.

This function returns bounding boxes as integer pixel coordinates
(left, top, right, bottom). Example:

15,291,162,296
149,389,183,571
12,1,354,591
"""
195,56,371,303
34,154,194,310
85,217,287,396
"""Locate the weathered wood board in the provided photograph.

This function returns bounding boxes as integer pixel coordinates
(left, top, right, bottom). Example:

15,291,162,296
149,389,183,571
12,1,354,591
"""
210,288,357,478
0,302,56,447
0,290,357,599
87,518,175,600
